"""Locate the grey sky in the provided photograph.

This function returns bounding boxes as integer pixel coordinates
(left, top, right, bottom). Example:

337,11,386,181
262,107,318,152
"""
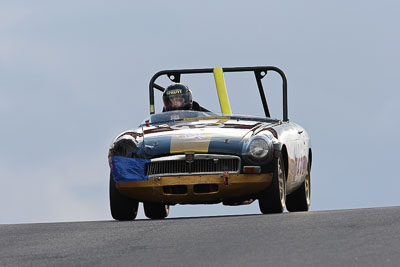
1,1,400,223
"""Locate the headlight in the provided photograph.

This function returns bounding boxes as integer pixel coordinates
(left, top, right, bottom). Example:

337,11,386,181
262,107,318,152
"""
243,135,274,163
109,135,138,157
249,138,270,159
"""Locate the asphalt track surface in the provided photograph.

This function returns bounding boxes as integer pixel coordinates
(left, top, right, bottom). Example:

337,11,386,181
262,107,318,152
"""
1,206,400,266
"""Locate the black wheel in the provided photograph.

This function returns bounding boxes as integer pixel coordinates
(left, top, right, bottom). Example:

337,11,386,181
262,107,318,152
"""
286,161,311,212
258,155,286,214
143,202,169,219
109,173,139,221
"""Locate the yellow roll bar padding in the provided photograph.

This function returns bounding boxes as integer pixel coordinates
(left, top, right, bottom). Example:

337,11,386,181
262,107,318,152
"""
213,67,232,115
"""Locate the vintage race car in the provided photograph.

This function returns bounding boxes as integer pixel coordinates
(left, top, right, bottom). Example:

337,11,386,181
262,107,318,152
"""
108,66,312,220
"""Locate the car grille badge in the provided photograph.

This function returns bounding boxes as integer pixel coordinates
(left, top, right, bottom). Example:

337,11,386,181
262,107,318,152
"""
185,152,195,163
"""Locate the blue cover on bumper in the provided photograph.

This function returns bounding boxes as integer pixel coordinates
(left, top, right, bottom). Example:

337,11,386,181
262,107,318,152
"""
110,156,150,182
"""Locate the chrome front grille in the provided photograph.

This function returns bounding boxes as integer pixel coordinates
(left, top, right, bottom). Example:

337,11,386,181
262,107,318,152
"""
146,154,241,177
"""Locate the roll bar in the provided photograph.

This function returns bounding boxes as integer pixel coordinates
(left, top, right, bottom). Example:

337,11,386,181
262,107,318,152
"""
148,66,288,122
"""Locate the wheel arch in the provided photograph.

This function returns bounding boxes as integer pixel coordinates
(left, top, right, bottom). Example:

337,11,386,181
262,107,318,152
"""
281,145,289,181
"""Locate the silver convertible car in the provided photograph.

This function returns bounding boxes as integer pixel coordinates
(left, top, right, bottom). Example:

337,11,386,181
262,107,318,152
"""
108,66,312,220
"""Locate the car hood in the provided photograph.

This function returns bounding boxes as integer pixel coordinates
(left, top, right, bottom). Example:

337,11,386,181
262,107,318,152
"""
141,118,270,158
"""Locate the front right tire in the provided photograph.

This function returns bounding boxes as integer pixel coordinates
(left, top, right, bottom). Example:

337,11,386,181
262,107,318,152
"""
109,173,139,221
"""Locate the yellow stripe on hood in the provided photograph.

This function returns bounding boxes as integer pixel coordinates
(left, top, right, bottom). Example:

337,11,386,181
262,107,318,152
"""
170,133,212,154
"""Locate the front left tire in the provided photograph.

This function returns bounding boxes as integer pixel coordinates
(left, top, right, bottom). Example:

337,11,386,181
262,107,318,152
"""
109,173,139,221
258,155,286,214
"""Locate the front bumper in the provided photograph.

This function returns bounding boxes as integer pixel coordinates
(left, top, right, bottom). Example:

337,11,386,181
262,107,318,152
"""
116,173,272,204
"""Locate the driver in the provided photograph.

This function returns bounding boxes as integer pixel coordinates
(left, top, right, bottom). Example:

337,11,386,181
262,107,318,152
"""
162,83,209,112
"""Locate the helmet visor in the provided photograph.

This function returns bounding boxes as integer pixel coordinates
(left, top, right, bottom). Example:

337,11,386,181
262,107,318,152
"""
163,93,190,110
168,95,185,108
